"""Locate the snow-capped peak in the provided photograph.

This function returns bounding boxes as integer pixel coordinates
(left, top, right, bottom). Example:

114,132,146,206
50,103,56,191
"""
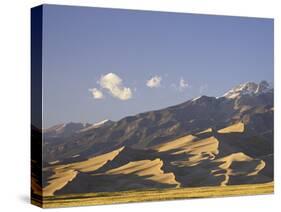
78,119,111,133
191,96,203,102
222,81,272,99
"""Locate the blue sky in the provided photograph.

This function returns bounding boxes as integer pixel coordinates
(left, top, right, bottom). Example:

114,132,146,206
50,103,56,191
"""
42,5,273,128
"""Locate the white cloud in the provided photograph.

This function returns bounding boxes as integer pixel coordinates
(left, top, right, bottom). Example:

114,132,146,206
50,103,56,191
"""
146,75,162,88
89,88,104,99
171,78,189,91
179,78,189,90
99,73,132,100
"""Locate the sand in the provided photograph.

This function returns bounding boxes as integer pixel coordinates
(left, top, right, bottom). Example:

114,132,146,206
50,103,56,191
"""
218,122,244,133
196,128,213,135
105,158,180,186
212,152,266,185
154,135,197,152
43,147,124,196
154,134,219,157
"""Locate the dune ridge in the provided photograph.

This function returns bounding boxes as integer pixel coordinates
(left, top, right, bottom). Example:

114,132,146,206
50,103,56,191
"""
154,135,197,152
172,136,219,156
218,122,244,134
154,134,219,158
196,128,213,135
105,158,180,187
212,152,266,186
43,147,124,196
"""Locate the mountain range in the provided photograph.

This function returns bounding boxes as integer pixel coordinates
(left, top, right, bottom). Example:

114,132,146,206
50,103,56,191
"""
32,81,274,197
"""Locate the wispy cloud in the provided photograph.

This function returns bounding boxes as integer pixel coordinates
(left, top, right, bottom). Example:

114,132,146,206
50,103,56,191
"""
171,77,189,91
179,78,189,90
89,88,104,99
99,73,132,100
199,84,208,94
146,75,162,88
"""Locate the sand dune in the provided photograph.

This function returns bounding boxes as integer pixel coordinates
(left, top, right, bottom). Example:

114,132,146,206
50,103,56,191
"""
196,128,213,135
105,158,180,187
172,136,219,156
152,132,266,187
154,135,197,152
218,122,244,133
171,153,215,167
169,151,266,187
42,122,269,195
43,147,124,196
212,152,266,185
154,134,219,157
67,147,124,172
43,170,78,196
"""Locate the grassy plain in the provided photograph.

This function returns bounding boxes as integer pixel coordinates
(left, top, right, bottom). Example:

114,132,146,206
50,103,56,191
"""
32,182,273,208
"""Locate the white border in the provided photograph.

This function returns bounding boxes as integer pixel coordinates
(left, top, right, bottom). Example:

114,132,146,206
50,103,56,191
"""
0,0,279,211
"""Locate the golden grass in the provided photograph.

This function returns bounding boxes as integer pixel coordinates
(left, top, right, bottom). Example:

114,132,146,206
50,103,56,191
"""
36,182,273,208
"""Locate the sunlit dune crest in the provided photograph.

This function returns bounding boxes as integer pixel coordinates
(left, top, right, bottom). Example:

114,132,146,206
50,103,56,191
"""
43,147,124,196
171,136,219,156
154,135,197,152
105,159,180,187
212,152,266,186
43,170,78,196
68,147,124,172
218,122,244,133
154,134,219,157
195,128,213,135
